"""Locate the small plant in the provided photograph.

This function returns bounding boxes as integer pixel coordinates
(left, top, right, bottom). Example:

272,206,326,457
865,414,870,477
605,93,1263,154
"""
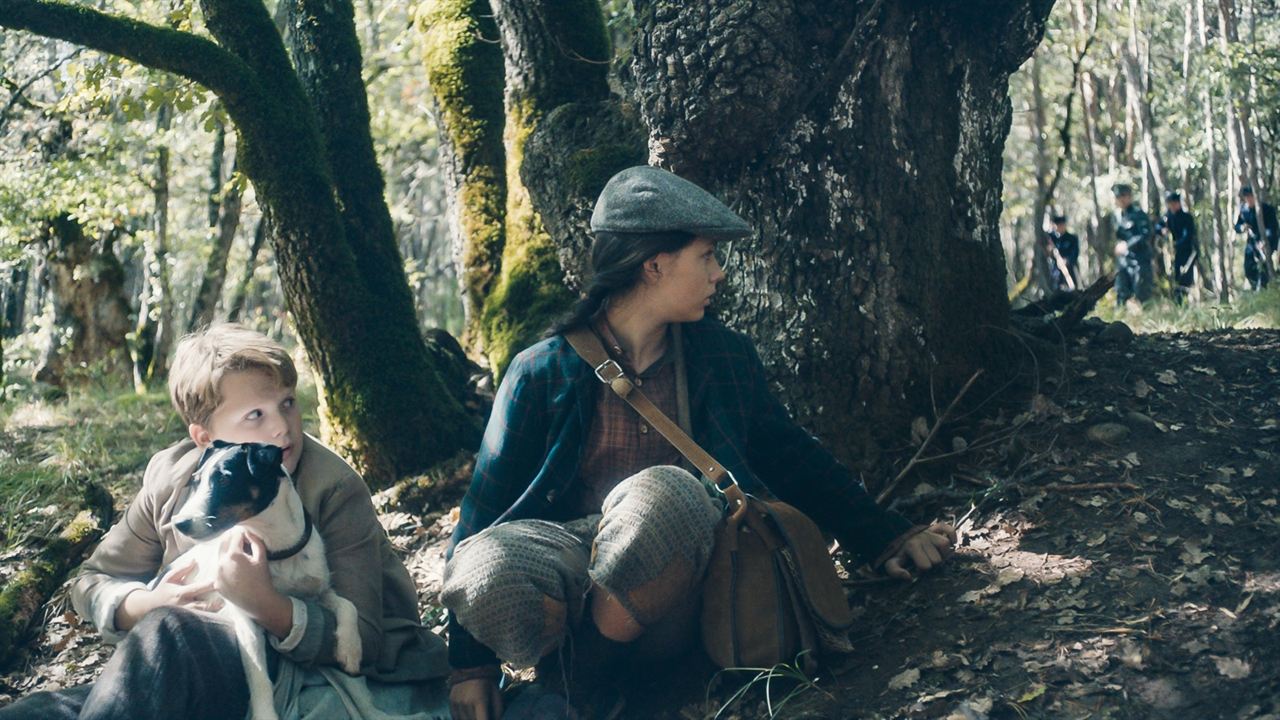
707,651,833,720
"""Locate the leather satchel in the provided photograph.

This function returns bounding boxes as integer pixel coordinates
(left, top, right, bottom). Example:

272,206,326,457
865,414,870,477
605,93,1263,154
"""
565,327,854,673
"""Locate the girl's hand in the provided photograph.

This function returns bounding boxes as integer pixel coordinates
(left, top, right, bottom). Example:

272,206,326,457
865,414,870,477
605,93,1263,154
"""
883,523,957,580
450,677,504,720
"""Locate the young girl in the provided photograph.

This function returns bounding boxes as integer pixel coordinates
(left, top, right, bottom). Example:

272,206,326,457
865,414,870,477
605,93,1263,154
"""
443,166,955,720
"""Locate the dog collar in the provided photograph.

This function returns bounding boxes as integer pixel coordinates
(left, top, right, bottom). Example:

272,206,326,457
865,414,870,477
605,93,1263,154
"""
267,511,314,561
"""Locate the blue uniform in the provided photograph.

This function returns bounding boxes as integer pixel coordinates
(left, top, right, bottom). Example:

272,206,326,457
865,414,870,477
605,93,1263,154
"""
1156,209,1198,303
1234,202,1276,290
1114,204,1152,304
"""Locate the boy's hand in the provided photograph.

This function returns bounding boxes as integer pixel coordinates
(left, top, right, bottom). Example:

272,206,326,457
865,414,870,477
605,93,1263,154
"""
215,527,293,638
115,559,219,631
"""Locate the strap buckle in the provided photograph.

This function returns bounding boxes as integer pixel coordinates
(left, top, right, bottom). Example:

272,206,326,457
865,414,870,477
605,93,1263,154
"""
594,358,626,384
712,470,740,493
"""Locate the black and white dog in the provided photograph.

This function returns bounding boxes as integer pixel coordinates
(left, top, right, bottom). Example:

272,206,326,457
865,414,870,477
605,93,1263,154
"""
161,441,360,720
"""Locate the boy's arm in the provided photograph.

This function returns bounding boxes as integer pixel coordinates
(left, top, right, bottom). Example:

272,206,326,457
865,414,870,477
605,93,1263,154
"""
272,472,387,670
71,457,169,643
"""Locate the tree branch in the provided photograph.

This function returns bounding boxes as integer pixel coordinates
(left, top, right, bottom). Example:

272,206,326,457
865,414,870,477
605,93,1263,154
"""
0,0,260,106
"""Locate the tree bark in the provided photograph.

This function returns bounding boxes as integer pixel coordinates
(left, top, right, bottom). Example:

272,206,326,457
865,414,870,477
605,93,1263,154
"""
0,0,481,484
1198,0,1231,302
463,0,616,377
418,0,506,355
630,0,1052,469
32,215,133,387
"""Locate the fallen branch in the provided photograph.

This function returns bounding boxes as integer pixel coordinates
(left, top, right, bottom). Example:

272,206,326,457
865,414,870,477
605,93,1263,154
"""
1041,481,1139,493
877,369,985,505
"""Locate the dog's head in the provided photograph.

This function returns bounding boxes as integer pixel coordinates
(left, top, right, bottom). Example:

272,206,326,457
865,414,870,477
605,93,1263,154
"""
172,441,286,540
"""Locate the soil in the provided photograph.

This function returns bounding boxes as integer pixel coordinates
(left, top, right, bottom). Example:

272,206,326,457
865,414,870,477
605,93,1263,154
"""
2,328,1278,719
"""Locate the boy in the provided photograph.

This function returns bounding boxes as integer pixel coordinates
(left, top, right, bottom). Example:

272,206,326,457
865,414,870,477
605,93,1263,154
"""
0,324,448,719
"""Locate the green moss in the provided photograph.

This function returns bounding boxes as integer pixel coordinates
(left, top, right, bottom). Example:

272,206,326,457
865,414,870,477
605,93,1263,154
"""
418,0,507,350
565,142,647,199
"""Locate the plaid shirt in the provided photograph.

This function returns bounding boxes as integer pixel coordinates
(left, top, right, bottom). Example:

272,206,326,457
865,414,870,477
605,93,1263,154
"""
447,317,913,669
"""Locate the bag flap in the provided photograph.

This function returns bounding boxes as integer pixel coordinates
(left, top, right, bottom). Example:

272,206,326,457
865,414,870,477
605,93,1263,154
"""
758,500,855,629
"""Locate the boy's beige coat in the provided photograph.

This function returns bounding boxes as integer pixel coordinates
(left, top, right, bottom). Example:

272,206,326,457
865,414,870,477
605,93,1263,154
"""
72,434,447,681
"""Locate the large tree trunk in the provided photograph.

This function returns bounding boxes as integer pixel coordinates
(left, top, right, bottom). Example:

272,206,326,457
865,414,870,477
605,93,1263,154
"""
628,0,1051,468
33,215,132,387
417,0,506,355
0,0,481,484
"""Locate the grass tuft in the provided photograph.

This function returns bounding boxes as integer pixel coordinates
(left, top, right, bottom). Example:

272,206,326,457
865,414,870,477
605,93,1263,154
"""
1092,285,1280,333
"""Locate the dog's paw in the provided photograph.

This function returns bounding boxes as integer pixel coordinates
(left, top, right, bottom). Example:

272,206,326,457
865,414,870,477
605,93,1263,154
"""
333,625,362,675
249,698,279,720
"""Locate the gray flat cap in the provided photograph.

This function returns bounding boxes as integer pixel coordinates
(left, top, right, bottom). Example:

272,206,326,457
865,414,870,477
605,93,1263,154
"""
591,166,752,239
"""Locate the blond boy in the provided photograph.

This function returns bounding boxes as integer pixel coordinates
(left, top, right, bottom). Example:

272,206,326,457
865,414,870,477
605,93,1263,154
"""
0,324,448,720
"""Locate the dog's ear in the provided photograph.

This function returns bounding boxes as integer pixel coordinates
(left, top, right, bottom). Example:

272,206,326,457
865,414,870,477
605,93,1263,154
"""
246,443,284,479
194,444,220,472
211,439,234,450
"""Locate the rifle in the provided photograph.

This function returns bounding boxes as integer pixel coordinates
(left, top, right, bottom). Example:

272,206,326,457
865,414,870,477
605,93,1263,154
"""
1042,234,1077,291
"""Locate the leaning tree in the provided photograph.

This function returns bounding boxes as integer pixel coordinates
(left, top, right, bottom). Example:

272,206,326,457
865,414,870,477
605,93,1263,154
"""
0,0,480,485
428,0,1054,469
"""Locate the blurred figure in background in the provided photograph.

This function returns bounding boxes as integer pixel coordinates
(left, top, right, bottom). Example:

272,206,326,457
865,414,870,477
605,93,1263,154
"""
1155,191,1199,305
1112,184,1153,307
1233,186,1275,291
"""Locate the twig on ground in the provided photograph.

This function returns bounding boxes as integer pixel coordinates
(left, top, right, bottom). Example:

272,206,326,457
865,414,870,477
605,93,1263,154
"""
1041,481,1139,493
877,369,985,505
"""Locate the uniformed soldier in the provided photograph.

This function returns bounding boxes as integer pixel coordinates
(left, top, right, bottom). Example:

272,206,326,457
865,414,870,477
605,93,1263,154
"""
1155,191,1199,304
1233,185,1275,290
1112,183,1153,306
1043,213,1080,291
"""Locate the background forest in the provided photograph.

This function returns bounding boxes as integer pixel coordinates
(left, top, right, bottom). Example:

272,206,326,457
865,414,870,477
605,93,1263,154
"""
1003,0,1280,318
1,0,1279,716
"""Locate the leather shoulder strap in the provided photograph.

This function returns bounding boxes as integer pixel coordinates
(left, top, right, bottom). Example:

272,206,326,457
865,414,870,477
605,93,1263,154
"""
564,326,746,512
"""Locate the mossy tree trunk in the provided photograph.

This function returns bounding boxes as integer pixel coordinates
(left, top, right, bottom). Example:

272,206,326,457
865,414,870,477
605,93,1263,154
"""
417,0,506,355
629,0,1052,470
422,0,639,377
0,0,480,485
32,215,132,388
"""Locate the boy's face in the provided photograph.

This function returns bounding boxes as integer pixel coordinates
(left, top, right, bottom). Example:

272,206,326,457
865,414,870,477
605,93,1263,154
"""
189,369,303,474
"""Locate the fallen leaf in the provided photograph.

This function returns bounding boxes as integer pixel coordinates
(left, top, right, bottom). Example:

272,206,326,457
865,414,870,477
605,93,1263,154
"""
1212,656,1251,680
1243,467,1256,478
1192,366,1217,376
887,667,920,691
995,568,1025,586
1156,370,1178,385
1017,684,1047,703
1134,378,1152,398
1081,369,1098,378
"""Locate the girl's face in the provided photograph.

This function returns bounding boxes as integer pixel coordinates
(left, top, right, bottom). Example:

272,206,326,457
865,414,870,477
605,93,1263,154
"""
650,237,725,323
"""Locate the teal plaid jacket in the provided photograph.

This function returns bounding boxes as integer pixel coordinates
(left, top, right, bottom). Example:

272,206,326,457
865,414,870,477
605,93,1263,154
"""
447,317,913,669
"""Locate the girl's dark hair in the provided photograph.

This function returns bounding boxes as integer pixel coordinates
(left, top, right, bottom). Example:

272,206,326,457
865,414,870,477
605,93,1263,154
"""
548,230,696,336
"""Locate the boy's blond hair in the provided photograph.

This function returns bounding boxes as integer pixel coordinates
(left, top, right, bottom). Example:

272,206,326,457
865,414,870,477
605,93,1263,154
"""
168,323,298,426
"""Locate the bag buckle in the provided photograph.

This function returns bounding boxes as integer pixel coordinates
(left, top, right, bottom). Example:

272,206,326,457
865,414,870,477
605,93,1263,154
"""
594,358,626,384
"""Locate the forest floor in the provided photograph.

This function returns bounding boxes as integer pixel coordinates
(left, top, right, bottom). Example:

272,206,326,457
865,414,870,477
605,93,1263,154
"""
1,326,1278,719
